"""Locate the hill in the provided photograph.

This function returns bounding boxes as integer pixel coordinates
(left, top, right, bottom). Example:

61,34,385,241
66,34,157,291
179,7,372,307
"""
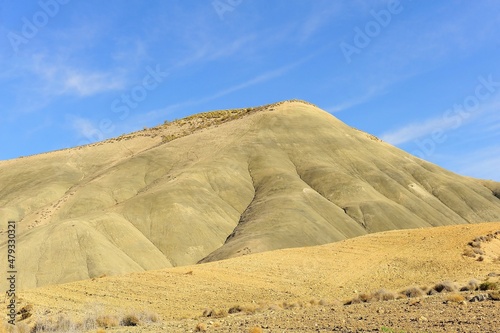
11,222,500,331
1,100,500,290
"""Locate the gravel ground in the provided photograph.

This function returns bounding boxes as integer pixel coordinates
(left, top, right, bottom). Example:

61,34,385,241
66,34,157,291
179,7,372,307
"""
105,291,500,333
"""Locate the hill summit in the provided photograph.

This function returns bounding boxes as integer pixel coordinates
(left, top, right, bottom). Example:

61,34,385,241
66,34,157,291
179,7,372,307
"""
1,100,500,290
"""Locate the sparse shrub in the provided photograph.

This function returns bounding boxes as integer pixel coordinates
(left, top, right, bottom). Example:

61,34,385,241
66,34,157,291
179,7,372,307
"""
139,310,160,323
433,281,458,293
228,305,243,314
373,289,397,301
345,293,372,305
202,308,213,317
82,316,97,331
212,309,228,318
446,293,465,303
54,315,74,332
195,322,207,332
470,241,481,248
466,279,480,291
319,299,329,306
96,315,119,328
473,248,484,255
479,282,498,291
30,319,51,333
18,304,33,320
489,291,500,301
121,314,140,326
358,293,373,302
401,286,425,298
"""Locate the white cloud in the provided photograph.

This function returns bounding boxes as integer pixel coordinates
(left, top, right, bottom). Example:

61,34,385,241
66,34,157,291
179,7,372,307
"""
327,87,383,113
381,94,500,145
121,57,313,130
172,57,310,108
380,116,459,145
298,2,341,42
70,116,103,141
29,54,127,97
453,145,500,181
61,70,126,96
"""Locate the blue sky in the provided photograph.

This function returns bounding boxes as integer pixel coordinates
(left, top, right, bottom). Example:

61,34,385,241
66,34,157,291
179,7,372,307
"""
0,0,499,181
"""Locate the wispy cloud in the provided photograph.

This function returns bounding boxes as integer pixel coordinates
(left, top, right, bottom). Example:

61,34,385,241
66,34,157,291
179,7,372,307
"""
298,2,341,43
70,116,102,140
202,61,302,102
179,56,311,107
120,56,314,130
453,145,500,181
170,34,256,70
30,54,127,97
380,116,459,145
61,70,127,96
381,93,500,145
327,86,384,113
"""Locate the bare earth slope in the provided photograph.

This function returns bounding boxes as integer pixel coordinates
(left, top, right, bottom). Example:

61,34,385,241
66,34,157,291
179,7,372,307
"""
12,222,500,332
1,100,500,290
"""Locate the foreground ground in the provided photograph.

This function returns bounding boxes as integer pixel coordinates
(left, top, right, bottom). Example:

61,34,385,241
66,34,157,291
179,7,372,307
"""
139,291,500,333
2,222,500,332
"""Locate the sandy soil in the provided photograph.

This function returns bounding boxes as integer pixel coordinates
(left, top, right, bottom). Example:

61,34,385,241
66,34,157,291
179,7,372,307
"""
2,222,498,332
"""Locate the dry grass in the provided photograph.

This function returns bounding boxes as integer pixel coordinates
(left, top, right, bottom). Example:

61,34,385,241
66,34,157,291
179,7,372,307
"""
489,291,500,301
462,247,476,258
432,281,458,293
479,282,498,291
121,314,140,326
96,315,119,328
23,308,160,332
446,293,466,303
249,327,263,333
372,289,398,301
195,322,207,332
460,279,481,291
401,286,426,298
201,308,228,318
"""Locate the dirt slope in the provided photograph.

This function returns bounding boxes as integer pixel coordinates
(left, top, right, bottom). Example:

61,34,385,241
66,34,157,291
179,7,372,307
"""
1,100,500,290
13,222,500,326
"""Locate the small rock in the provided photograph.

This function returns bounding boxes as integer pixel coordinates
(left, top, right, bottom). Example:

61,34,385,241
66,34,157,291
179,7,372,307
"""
470,294,489,302
419,316,428,322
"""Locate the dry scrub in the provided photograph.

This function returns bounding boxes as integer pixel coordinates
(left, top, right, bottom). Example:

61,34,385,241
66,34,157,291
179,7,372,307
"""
0,308,160,333
463,230,500,260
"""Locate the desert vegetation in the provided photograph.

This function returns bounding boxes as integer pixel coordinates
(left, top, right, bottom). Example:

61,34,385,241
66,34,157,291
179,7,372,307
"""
195,275,499,322
463,230,500,261
0,308,160,333
90,100,318,148
190,274,499,332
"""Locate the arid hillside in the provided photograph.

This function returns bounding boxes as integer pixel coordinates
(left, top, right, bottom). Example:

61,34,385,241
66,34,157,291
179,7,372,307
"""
1,100,500,290
8,222,500,332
